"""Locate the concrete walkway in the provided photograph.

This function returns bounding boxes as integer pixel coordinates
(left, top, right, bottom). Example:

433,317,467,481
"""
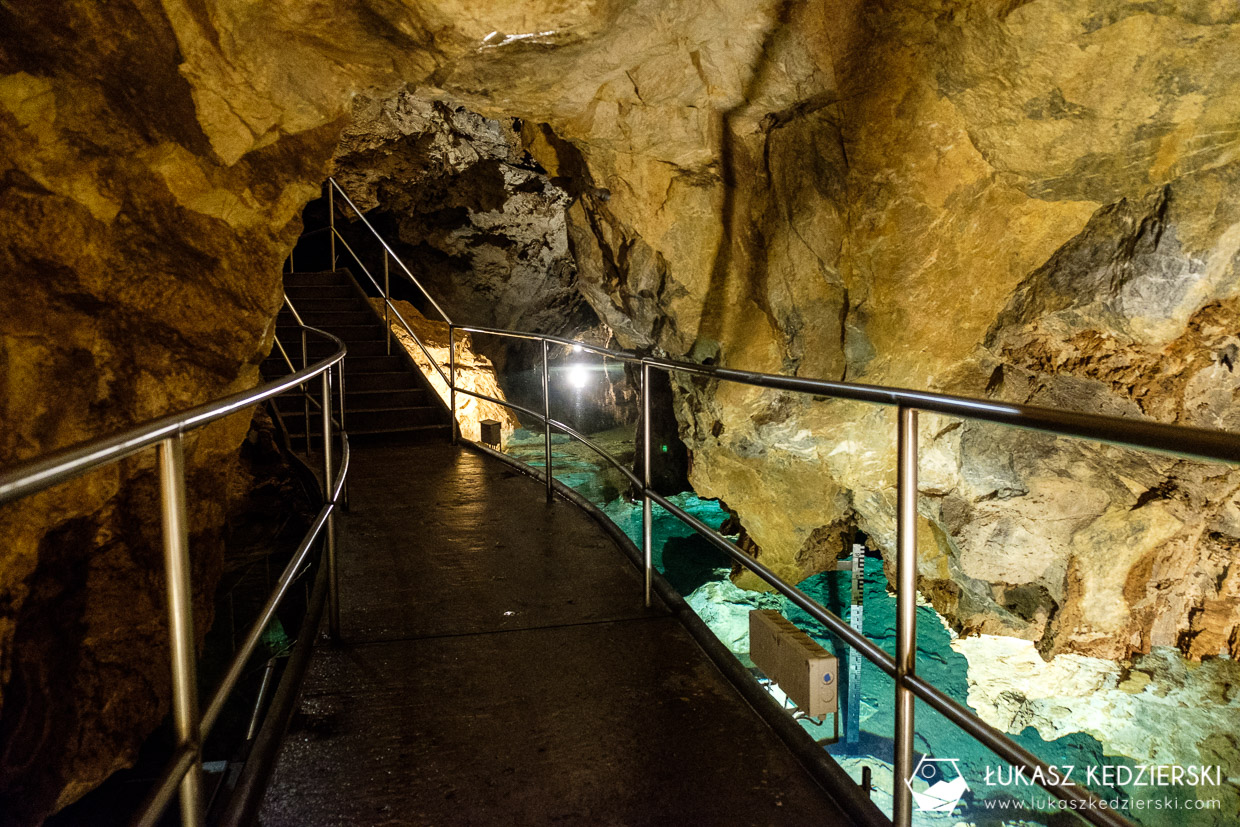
261,442,856,826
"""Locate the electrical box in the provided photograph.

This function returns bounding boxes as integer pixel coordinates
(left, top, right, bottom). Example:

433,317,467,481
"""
479,419,502,447
749,609,838,718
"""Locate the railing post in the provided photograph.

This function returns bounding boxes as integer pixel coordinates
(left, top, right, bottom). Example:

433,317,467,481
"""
448,325,458,445
894,406,919,827
322,371,340,640
156,434,203,827
327,181,336,269
641,361,653,608
288,247,295,274
301,328,310,453
337,360,346,437
383,250,391,356
542,339,553,502
337,360,348,510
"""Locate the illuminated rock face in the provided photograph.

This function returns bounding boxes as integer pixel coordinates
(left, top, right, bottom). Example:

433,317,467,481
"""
953,636,1240,820
373,298,521,446
657,2,1240,669
2,0,1239,819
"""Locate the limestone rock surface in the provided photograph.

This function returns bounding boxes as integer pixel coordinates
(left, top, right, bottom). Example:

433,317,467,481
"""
629,0,1240,668
954,635,1240,821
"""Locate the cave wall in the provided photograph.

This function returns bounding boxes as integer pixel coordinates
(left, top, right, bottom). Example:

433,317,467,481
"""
0,0,753,816
825,1,1240,665
708,1,1240,666
0,3,344,819
2,0,1239,819
436,0,1240,666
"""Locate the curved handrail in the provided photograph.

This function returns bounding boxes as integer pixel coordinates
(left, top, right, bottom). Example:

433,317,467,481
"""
137,441,350,827
321,174,1238,463
643,355,1240,464
328,178,453,324
0,328,349,505
327,225,452,389
456,323,643,364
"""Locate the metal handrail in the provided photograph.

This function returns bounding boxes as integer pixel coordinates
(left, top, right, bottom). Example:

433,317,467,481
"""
456,323,643,363
273,294,346,434
326,221,453,390
325,177,1240,827
328,177,453,324
0,329,345,504
643,356,1240,464
0,325,349,827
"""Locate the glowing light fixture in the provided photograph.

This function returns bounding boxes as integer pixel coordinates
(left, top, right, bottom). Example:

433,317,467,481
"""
568,364,589,389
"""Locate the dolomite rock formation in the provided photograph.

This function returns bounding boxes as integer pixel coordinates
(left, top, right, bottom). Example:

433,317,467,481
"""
3,0,1240,820
412,0,1240,669
0,11,334,818
656,1,1240,669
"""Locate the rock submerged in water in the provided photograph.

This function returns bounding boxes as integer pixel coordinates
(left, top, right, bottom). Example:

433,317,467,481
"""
686,577,783,655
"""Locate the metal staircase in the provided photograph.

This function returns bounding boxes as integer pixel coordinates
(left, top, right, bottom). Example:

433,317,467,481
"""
266,270,451,445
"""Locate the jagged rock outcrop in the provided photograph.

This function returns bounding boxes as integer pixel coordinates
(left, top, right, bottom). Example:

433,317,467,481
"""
332,92,599,342
3,0,1240,819
0,8,337,816
658,1,1240,667
954,635,1240,818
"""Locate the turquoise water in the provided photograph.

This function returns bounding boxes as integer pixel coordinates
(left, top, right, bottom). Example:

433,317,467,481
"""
790,564,1138,823
500,428,1204,825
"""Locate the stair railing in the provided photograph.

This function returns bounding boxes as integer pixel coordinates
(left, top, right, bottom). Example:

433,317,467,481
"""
320,176,1240,827
0,325,349,827
324,178,461,430
271,292,346,445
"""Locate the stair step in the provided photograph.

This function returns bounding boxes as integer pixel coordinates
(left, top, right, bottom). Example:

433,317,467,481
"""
280,406,448,432
338,355,410,374
283,423,451,445
284,297,369,312
286,284,355,300
269,266,450,446
347,388,431,408
279,309,376,327
284,270,349,286
277,322,387,342
270,339,392,359
346,371,420,391
272,387,432,412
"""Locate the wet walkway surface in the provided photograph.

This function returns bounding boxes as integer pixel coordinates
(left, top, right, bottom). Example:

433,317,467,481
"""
261,442,856,826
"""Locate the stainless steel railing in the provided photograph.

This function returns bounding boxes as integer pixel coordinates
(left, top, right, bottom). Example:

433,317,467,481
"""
0,320,349,827
323,176,1240,827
